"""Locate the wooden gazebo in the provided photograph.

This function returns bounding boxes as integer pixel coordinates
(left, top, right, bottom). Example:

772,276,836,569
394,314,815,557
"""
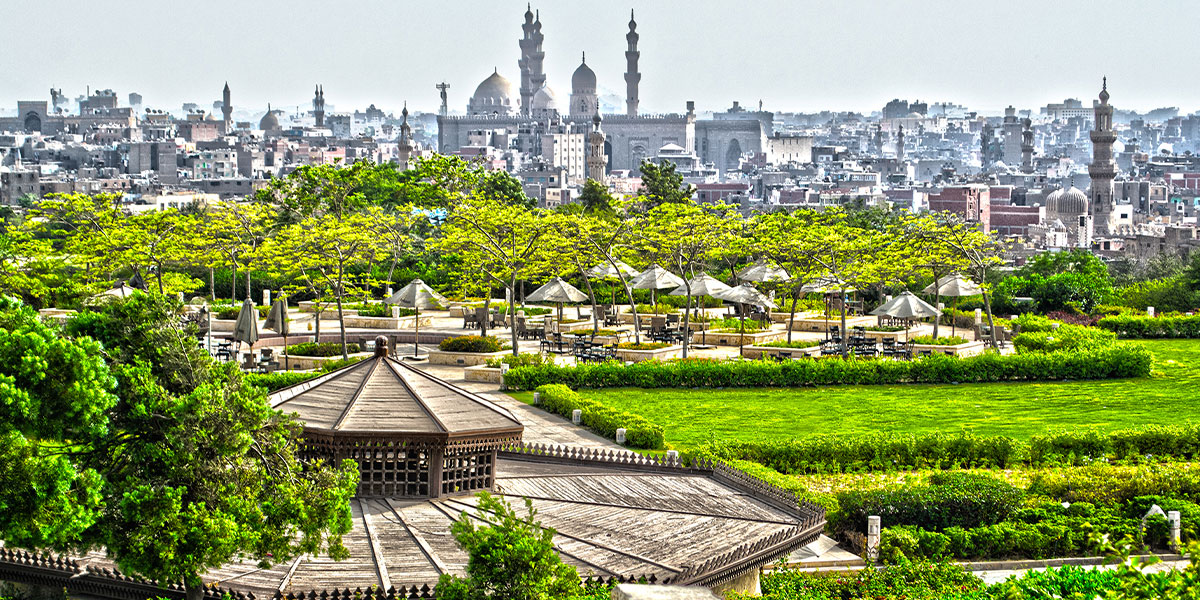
269,339,523,498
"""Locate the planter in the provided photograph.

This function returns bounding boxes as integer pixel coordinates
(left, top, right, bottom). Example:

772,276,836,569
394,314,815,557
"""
210,318,237,332
613,344,683,363
342,315,434,330
279,351,373,371
741,345,822,360
427,349,509,366
563,330,634,345
769,311,818,323
910,340,986,357
463,365,504,384
788,315,876,332
692,329,786,346
555,320,601,333
860,328,917,342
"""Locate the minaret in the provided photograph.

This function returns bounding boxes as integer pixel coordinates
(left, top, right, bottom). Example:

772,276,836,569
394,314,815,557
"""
517,5,546,117
896,125,905,161
872,125,883,155
436,82,450,116
313,85,325,128
624,9,640,117
1020,117,1034,173
221,82,232,133
398,103,413,170
587,112,607,183
1089,77,1116,237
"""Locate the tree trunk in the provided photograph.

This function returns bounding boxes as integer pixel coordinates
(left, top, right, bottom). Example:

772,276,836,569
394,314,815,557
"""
509,275,519,356
840,290,849,357
982,286,999,351
933,288,942,340
336,292,348,361
185,577,203,600
576,260,601,334
155,265,164,294
231,263,237,303
681,284,692,359
387,258,397,290
787,293,799,343
314,302,322,346
209,267,215,302
481,293,490,339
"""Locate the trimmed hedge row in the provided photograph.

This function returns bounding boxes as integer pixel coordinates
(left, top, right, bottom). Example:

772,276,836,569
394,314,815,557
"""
834,472,1024,535
503,344,1153,390
702,425,1200,475
439,335,503,353
1098,314,1200,338
244,371,319,391
535,384,665,449
1013,325,1116,354
286,342,361,357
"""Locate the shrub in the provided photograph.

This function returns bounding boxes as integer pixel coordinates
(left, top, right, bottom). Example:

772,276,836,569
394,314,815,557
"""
533,384,664,449
484,353,554,369
1098,314,1200,338
349,303,416,318
1027,463,1200,504
1013,324,1116,354
833,472,1024,535
1030,424,1200,466
1013,313,1056,332
752,560,984,600
616,342,669,350
759,340,819,349
318,356,367,372
627,303,678,314
243,371,319,391
866,325,906,332
439,335,503,353
503,344,1153,391
910,335,969,346
286,342,361,357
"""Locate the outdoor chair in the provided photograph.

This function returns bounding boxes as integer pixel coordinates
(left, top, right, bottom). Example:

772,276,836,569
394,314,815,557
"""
463,311,479,330
773,350,793,362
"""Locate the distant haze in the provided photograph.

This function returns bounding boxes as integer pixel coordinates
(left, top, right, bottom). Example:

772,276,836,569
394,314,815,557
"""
1,0,1196,116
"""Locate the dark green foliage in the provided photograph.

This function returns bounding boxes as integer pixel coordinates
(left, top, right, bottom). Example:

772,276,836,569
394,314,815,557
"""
286,342,361,357
1098,314,1200,338
738,560,985,600
439,335,503,353
243,371,320,392
577,179,614,214
503,345,1154,390
1030,425,1200,466
1013,324,1117,353
483,353,554,369
994,250,1114,313
833,473,1024,535
636,160,694,207
435,492,594,600
535,384,665,449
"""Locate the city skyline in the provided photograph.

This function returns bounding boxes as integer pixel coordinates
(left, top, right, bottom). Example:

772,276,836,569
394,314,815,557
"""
2,0,1200,117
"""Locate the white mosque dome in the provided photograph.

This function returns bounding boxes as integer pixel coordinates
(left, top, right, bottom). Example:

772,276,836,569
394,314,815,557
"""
1049,186,1088,220
469,69,517,114
531,85,560,111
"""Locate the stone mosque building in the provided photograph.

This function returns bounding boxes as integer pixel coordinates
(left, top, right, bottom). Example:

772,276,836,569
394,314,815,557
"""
437,6,768,178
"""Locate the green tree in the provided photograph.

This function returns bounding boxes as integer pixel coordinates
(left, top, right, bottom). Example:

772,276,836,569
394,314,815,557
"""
577,179,615,214
477,169,533,208
637,160,694,207
435,492,592,600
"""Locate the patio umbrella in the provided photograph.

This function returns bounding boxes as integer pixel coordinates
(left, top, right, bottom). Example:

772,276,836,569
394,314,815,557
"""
231,298,260,362
800,277,856,337
526,277,588,328
587,260,639,306
264,295,291,370
669,273,731,347
870,291,942,351
738,260,792,283
922,273,982,338
630,264,685,314
386,279,448,359
91,283,138,301
714,283,778,357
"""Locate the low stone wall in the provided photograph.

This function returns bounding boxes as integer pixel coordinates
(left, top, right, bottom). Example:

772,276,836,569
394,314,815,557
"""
427,349,509,366
342,315,433,329
788,316,876,332
692,329,786,346
740,345,822,360
614,345,683,362
911,340,986,357
463,365,504,384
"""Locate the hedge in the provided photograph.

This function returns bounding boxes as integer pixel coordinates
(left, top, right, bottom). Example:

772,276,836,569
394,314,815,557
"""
1013,325,1117,354
534,384,665,449
503,344,1153,390
700,425,1200,476
244,371,320,391
835,473,1024,535
286,342,361,357
438,335,503,353
1098,314,1200,338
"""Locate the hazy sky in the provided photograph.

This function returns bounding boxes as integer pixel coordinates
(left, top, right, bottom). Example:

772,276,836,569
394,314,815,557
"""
2,0,1198,117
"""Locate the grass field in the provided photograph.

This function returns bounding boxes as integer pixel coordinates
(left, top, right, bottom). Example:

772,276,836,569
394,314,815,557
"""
511,340,1200,450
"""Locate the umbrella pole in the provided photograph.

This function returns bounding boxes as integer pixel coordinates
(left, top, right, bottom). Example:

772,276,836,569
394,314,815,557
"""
952,297,957,338
284,331,289,371
414,305,420,358
739,304,746,358
652,289,657,314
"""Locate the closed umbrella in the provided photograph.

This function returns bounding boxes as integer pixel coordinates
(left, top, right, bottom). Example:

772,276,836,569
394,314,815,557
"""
714,283,778,357
264,295,291,370
630,264,685,315
231,298,260,364
669,273,731,348
386,279,447,359
922,274,982,338
527,277,589,326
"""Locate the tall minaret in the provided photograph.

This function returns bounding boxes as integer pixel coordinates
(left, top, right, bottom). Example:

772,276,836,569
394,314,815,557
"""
624,9,641,117
1020,118,1034,173
313,85,325,128
398,103,413,170
517,5,546,117
1089,77,1116,237
896,125,905,161
221,82,232,133
587,113,607,183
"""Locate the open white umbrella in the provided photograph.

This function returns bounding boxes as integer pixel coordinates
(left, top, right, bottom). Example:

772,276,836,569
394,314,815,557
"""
714,283,778,357
922,274,982,338
631,264,685,314
586,260,639,312
386,279,447,359
526,277,589,325
264,295,291,370
738,260,792,283
231,298,260,363
870,291,942,350
669,273,731,347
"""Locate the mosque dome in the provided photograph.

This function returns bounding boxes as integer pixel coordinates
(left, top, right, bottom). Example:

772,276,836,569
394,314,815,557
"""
259,105,279,130
531,85,560,112
469,69,517,114
572,55,597,92
1049,186,1088,220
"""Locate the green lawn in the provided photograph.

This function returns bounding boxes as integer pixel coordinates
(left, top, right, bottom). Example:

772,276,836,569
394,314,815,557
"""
520,340,1200,450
